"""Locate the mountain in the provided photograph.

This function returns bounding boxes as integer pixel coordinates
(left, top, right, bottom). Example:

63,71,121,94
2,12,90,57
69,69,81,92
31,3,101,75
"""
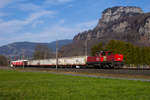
60,6,150,57
74,6,146,42
0,39,72,58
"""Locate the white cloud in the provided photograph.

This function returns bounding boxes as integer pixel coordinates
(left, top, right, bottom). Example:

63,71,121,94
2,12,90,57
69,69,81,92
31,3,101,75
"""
4,20,98,44
0,0,14,8
32,20,44,28
67,4,73,8
0,12,8,17
59,19,65,24
6,25,76,43
25,10,55,23
44,0,73,5
77,20,97,30
17,3,43,12
0,0,98,46
0,20,24,34
0,10,56,34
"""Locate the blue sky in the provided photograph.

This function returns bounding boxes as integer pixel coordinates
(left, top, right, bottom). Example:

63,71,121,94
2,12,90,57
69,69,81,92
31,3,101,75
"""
0,0,150,46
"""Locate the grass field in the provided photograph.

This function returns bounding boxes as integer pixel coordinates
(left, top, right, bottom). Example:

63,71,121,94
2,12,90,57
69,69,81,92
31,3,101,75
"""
0,69,150,100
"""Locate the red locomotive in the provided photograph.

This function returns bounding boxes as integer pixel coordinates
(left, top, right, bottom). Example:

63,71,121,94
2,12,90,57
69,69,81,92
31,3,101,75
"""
87,51,123,68
11,51,123,69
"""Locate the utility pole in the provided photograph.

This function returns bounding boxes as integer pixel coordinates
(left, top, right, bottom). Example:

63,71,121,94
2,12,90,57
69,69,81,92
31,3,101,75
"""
22,50,24,69
85,39,88,56
56,40,58,70
44,51,47,59
8,56,11,67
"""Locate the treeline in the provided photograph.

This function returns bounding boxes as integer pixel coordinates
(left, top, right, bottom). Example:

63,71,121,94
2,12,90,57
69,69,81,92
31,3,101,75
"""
91,40,150,65
0,55,8,66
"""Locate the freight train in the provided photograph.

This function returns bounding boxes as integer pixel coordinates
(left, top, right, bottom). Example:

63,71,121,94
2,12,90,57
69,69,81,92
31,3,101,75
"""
10,51,124,69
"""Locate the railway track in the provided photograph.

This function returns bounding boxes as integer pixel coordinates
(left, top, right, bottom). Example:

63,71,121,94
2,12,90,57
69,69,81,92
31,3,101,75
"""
1,66,150,76
11,67,150,76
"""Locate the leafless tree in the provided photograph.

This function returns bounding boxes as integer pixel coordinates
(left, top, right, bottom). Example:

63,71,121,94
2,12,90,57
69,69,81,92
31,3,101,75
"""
33,44,55,59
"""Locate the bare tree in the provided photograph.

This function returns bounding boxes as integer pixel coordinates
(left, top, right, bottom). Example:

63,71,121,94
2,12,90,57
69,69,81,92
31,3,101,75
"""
33,44,55,59
0,55,8,66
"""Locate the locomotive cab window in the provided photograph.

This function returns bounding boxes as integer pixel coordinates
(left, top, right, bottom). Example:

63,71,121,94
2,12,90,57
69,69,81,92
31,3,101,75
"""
107,52,112,55
101,52,106,56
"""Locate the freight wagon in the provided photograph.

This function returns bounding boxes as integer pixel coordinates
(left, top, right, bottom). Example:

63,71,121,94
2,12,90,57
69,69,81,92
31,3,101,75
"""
28,56,87,67
10,51,124,69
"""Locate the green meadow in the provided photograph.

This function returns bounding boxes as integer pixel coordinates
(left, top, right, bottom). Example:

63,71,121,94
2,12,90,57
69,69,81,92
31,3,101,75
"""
0,69,150,100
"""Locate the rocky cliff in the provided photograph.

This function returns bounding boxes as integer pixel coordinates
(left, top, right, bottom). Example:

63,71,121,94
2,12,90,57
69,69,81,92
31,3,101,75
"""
73,6,150,43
